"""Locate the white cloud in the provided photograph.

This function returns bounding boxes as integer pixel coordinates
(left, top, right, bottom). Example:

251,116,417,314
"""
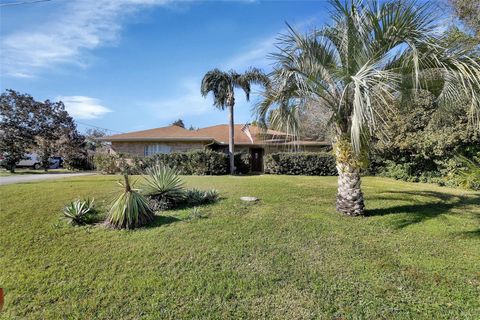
222,34,277,71
145,78,212,121
58,96,112,120
1,0,171,77
223,17,318,71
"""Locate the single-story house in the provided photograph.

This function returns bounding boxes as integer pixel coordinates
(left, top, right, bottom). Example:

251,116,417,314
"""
100,124,330,172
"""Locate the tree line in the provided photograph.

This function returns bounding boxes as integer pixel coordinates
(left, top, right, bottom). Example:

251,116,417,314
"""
0,89,103,173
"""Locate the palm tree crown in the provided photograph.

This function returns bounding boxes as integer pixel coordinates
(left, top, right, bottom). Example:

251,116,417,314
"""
201,68,269,108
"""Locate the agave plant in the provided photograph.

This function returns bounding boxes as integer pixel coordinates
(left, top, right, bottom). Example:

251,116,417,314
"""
185,188,220,206
106,175,154,229
63,198,96,225
188,207,205,220
143,165,186,205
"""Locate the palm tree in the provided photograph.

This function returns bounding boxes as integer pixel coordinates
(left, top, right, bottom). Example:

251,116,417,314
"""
201,68,268,174
258,0,480,216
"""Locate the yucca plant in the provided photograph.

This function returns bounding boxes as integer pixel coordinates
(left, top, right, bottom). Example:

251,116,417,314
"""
204,189,220,203
63,198,96,225
106,175,154,229
185,188,220,206
453,155,480,190
143,165,186,206
188,207,205,220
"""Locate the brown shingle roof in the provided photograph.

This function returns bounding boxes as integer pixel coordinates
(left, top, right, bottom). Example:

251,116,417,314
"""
100,124,330,146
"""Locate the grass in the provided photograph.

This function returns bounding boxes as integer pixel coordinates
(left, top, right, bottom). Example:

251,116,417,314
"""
0,168,75,176
0,175,479,319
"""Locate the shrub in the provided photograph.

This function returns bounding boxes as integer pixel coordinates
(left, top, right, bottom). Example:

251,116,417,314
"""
143,165,185,208
93,153,119,174
106,175,154,229
64,154,95,171
133,150,228,175
62,198,97,225
447,156,480,190
233,152,251,174
264,152,337,176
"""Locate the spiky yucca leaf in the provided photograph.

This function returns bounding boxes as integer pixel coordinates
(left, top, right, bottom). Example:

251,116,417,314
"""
106,175,154,229
453,155,480,190
143,165,185,203
63,198,96,225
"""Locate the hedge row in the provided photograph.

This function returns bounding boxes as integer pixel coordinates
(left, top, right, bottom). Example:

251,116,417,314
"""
133,150,228,175
264,152,337,176
94,150,251,175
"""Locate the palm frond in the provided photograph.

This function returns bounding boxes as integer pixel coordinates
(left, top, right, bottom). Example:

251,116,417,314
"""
258,0,480,153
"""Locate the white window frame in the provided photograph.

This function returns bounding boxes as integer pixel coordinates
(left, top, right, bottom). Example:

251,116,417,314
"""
144,144,172,156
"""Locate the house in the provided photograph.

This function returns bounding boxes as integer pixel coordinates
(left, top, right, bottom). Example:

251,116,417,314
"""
100,124,330,172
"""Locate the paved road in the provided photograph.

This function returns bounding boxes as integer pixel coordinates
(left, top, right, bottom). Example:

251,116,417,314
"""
0,172,96,186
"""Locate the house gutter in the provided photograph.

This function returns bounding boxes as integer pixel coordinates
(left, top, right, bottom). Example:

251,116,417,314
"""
98,137,221,143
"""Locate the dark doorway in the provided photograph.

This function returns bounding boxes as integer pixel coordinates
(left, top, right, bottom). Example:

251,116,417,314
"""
250,148,264,172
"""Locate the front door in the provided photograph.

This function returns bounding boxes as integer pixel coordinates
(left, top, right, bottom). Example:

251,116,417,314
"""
250,148,264,172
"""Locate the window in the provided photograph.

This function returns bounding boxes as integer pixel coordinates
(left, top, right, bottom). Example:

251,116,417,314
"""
144,144,172,156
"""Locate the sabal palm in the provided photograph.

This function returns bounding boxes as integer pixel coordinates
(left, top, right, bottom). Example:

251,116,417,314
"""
201,68,268,174
259,0,480,215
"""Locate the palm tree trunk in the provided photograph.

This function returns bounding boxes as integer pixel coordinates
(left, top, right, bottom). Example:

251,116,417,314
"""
335,141,365,216
228,104,235,175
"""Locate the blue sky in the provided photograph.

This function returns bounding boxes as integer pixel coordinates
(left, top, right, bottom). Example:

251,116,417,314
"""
1,1,350,133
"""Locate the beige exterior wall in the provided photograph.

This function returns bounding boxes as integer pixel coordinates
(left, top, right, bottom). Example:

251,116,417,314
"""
110,141,207,157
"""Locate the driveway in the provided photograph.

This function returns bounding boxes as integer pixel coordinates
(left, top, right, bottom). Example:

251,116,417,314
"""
0,172,96,186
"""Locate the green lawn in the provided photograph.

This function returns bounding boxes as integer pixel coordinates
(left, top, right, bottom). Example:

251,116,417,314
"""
0,175,479,319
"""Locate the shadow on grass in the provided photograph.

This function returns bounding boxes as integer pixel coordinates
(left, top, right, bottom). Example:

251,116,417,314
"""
457,229,480,238
144,215,181,228
366,190,480,229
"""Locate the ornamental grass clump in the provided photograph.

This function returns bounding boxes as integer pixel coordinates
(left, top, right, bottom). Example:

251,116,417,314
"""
106,175,154,229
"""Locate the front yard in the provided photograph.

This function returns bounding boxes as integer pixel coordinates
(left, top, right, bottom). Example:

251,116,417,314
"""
0,175,479,319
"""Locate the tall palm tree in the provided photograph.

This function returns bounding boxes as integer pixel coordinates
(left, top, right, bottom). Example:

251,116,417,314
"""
201,68,268,174
258,0,480,216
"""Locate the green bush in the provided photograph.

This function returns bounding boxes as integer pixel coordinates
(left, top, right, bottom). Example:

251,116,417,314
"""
133,150,227,175
233,152,251,174
377,155,480,190
93,152,119,174
264,152,337,176
132,150,251,175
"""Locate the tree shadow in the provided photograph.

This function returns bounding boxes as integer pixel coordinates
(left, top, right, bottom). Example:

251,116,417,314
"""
456,228,480,238
366,190,480,229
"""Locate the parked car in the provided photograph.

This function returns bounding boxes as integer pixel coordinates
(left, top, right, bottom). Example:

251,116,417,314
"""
15,154,62,170
51,156,64,168
17,153,42,169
